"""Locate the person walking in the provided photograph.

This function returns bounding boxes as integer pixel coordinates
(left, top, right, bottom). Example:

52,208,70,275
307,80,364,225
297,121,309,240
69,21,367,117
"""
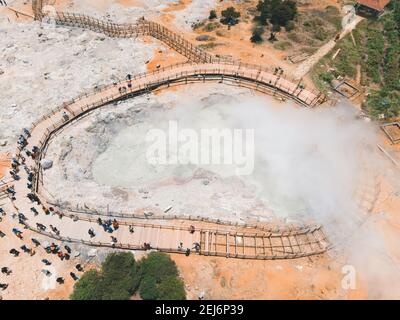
9,249,19,257
42,259,51,266
1,267,11,275
0,284,8,291
31,207,39,216
41,269,51,277
70,272,79,281
112,219,119,230
88,228,95,238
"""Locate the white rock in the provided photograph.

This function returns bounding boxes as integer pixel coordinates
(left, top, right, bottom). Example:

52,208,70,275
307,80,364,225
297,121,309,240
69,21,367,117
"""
88,249,97,257
40,159,53,170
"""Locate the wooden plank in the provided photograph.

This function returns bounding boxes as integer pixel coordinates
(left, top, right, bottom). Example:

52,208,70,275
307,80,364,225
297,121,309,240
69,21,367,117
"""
154,226,161,248
226,233,229,257
205,231,209,255
286,235,294,254
261,236,266,256
267,236,274,256
234,234,237,255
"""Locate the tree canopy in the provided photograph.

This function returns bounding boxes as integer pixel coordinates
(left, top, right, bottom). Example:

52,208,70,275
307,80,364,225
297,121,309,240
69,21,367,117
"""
138,252,186,300
255,0,297,27
70,251,186,300
220,7,241,26
70,252,137,300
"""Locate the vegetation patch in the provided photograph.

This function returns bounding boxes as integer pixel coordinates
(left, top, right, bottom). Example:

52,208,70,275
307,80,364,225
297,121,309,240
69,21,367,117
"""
70,252,186,300
220,7,241,26
312,3,400,119
274,40,292,50
248,0,342,54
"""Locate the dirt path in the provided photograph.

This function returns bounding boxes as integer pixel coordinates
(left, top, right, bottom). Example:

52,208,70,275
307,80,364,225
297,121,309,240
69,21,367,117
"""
294,15,364,79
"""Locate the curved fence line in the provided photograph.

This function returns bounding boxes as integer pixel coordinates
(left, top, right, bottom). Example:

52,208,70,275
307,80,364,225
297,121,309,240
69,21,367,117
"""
42,197,320,236
23,219,328,260
14,0,333,260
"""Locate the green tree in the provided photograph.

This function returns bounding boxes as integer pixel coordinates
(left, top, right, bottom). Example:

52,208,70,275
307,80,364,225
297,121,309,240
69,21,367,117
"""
157,276,186,300
139,275,158,300
220,7,241,26
270,2,297,27
138,252,186,300
70,269,102,300
70,252,186,300
70,252,138,300
394,0,400,31
138,252,179,281
102,252,139,292
255,0,297,27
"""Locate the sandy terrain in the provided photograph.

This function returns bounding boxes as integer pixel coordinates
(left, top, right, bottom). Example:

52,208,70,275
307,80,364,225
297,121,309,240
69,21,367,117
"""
0,213,76,300
172,252,367,300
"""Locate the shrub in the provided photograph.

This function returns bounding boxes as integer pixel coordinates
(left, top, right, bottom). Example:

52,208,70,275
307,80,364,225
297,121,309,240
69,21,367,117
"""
319,71,335,83
204,22,219,32
250,27,264,43
314,27,329,41
273,41,292,50
365,89,400,119
209,10,217,20
272,24,281,32
285,20,295,32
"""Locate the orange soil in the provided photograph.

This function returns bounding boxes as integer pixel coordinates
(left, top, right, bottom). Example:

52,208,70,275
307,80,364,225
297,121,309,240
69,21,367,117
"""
0,153,10,179
171,252,367,300
153,0,343,91
162,0,192,13
146,46,187,73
